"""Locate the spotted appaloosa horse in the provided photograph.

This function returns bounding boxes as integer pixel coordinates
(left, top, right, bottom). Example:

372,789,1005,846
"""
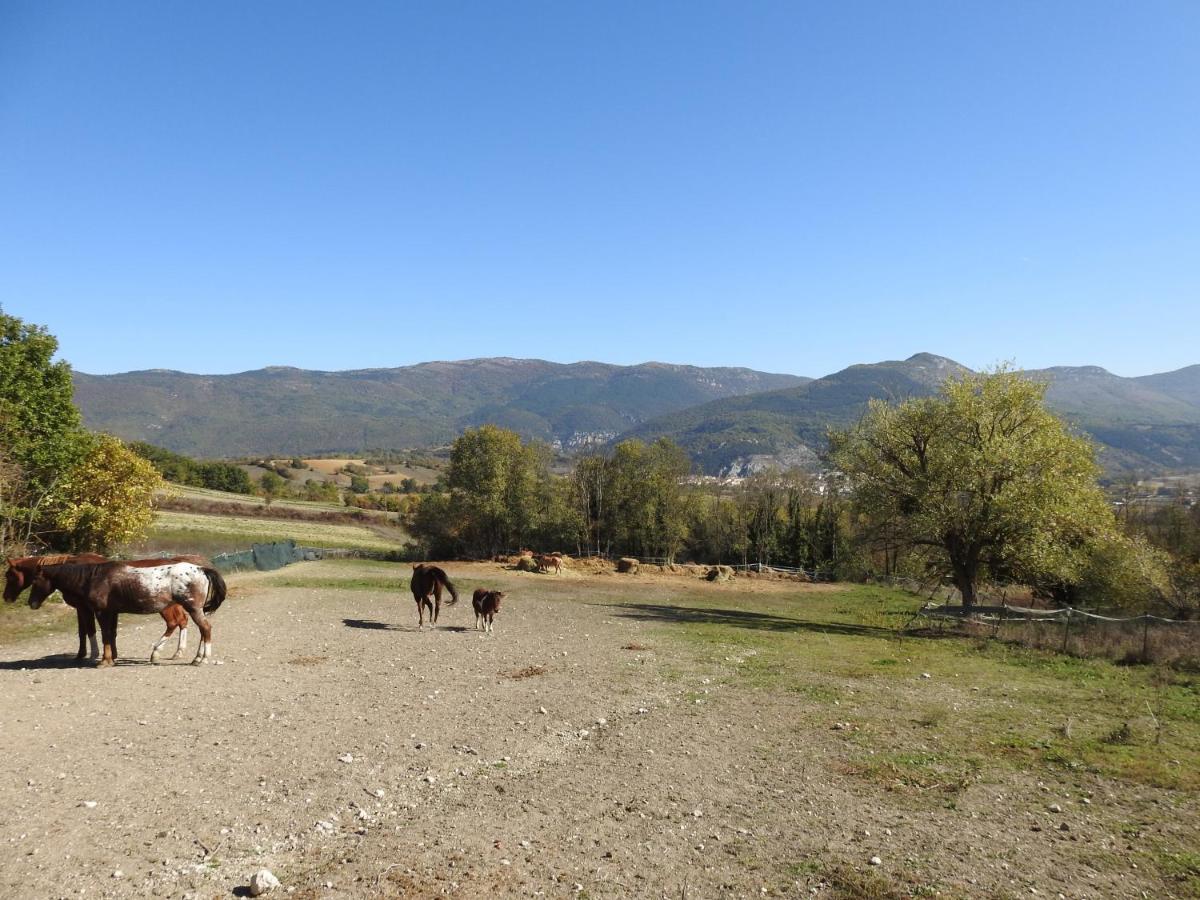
409,564,458,629
26,561,226,667
471,588,505,633
4,554,202,661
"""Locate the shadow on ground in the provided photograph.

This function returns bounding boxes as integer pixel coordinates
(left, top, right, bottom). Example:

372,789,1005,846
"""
601,602,897,639
0,654,156,670
343,618,470,634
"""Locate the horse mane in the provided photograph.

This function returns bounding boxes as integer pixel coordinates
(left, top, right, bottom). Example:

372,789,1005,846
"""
11,553,107,570
10,554,73,569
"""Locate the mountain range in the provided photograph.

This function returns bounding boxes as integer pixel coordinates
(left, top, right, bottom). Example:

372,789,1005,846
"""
72,354,1200,475
72,359,806,458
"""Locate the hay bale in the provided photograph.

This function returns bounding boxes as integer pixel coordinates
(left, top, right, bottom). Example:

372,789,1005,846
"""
617,557,640,574
515,556,541,573
705,565,735,583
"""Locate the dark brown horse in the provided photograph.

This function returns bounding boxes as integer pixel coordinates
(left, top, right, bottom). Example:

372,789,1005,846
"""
27,560,226,667
471,588,505,633
4,554,203,661
410,563,457,628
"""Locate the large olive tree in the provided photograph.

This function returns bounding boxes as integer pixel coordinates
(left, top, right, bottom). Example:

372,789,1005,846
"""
829,369,1118,606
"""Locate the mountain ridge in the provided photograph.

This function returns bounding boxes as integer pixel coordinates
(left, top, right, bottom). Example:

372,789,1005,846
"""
71,353,1200,474
72,358,809,458
626,353,1200,475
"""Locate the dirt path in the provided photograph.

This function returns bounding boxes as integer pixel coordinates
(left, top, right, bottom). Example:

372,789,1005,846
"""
0,561,1193,899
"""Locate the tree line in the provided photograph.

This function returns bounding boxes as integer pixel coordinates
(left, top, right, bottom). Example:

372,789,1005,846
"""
407,370,1197,618
405,424,854,573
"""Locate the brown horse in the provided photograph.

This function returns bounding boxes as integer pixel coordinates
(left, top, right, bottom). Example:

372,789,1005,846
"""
471,588,505,633
27,560,226,667
4,554,203,661
535,554,562,575
410,563,458,628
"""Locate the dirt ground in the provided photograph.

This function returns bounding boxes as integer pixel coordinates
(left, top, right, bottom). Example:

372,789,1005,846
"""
0,561,1195,899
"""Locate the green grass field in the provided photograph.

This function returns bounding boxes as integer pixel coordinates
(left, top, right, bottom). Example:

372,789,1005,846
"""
130,509,407,556
640,582,1199,793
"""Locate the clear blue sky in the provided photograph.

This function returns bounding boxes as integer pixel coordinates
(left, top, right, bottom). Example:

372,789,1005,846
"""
2,2,1197,378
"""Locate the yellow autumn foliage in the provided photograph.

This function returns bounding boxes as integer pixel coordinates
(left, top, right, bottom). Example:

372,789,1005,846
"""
53,434,164,553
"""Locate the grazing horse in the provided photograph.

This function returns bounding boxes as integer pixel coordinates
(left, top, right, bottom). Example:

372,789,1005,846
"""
4,554,203,661
27,561,226,667
409,563,458,629
535,554,562,575
471,588,505,633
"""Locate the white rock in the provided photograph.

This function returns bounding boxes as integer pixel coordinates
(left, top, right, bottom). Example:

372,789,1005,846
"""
337,754,354,764
80,801,97,809
372,789,385,799
112,870,124,878
921,673,932,679
538,706,548,715
869,856,882,866
249,868,281,896
1049,803,1062,813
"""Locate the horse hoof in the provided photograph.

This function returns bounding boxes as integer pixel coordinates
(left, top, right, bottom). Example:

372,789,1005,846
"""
150,654,161,665
96,659,115,669
191,657,207,666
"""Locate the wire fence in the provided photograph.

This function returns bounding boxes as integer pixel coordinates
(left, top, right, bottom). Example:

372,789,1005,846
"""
906,602,1200,666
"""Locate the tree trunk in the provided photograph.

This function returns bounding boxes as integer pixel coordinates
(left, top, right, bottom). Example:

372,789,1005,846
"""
951,565,978,607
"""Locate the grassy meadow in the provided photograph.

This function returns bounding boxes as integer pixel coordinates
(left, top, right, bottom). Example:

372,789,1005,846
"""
128,508,407,557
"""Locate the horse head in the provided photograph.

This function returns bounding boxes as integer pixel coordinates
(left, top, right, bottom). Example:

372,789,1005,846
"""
492,591,506,610
3,560,26,602
27,571,56,609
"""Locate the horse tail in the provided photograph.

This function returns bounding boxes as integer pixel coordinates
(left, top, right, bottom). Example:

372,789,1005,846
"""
201,567,227,614
437,568,458,605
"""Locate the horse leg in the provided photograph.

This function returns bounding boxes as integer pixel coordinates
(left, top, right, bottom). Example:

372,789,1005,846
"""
182,600,214,665
166,604,188,660
173,619,188,660
97,610,118,668
416,596,424,629
150,607,179,664
74,606,99,661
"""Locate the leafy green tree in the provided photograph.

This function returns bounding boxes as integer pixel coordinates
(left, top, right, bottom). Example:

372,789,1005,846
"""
445,425,547,556
593,438,692,561
687,492,747,564
259,470,287,506
0,309,87,502
348,474,370,494
129,442,253,494
829,369,1119,606
51,434,164,553
302,478,341,503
